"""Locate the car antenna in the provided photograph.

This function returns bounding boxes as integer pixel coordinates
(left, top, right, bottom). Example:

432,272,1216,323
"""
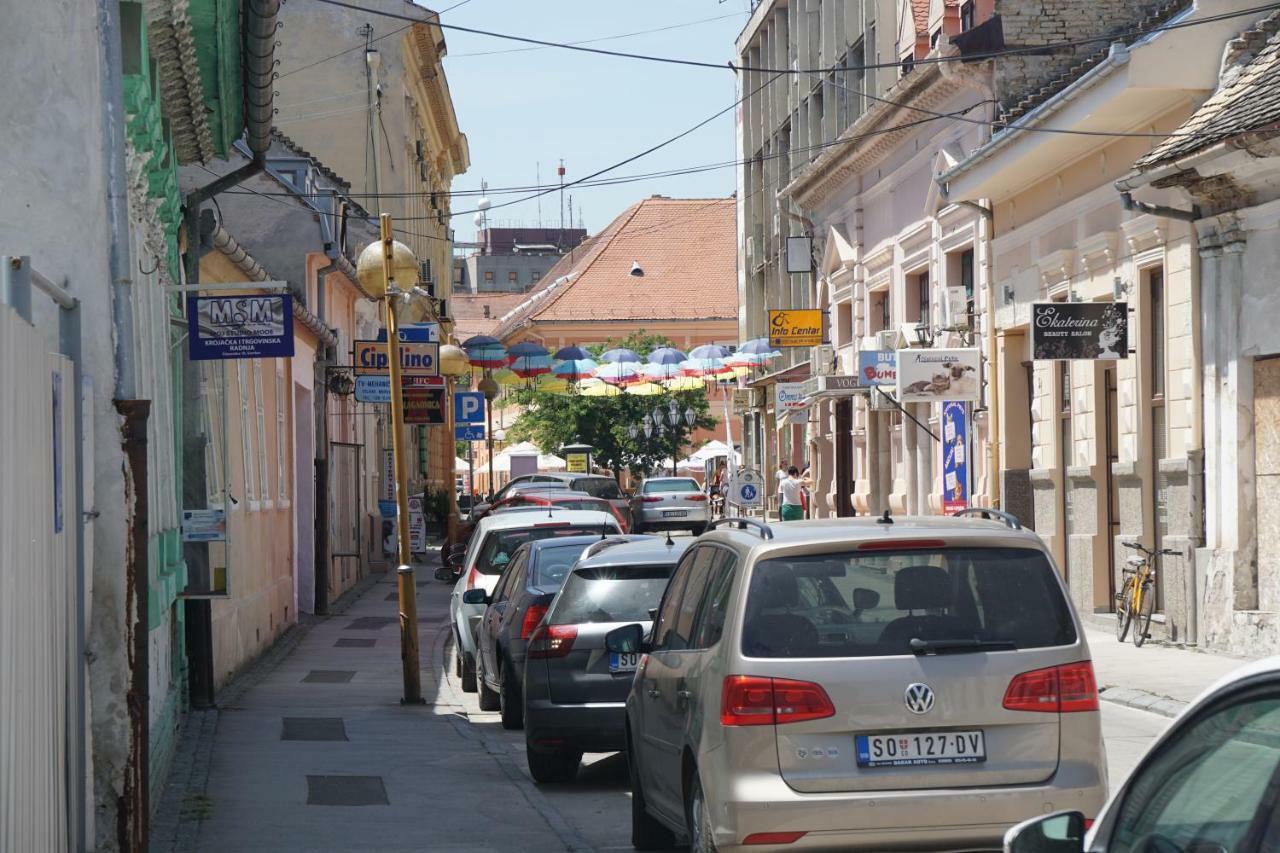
877,509,893,525
665,530,675,547
601,522,609,540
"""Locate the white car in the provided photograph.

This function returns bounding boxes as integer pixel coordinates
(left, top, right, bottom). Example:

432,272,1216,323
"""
630,477,710,535
1006,656,1280,853
450,508,621,693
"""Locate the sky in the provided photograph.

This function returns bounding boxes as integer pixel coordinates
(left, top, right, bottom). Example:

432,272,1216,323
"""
433,1,754,238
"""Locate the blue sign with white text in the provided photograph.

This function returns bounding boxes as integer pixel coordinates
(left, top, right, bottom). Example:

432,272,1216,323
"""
455,424,485,441
941,401,969,515
454,391,486,424
188,294,295,360
375,323,440,343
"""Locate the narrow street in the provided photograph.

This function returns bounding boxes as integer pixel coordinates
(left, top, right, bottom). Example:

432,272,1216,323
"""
155,564,1173,853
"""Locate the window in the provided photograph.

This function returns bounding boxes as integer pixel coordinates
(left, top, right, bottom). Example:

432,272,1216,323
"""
237,361,256,503
901,57,915,77
552,564,677,625
276,363,288,503
668,547,718,650
909,270,930,326
930,29,940,48
492,552,525,604
652,550,696,649
531,270,541,283
484,270,495,283
960,248,975,327
475,525,616,575
1111,692,1280,852
253,359,270,505
960,1,976,31
507,270,518,284
529,542,596,588
870,289,890,334
740,548,1076,658
1149,268,1169,606
691,549,737,648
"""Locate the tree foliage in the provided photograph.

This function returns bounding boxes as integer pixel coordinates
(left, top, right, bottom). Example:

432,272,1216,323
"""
505,331,717,480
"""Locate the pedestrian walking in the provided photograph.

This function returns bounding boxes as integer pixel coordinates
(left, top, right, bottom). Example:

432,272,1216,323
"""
779,466,811,521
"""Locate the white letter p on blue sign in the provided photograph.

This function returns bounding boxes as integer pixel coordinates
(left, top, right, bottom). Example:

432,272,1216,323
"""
454,391,485,424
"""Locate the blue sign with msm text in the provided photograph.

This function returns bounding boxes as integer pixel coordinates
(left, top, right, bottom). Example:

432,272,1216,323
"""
188,294,294,360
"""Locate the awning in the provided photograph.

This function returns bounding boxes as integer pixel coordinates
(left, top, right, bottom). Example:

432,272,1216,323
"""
776,408,810,429
747,359,811,388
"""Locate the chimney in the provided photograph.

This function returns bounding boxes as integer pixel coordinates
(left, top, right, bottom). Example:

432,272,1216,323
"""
483,305,491,319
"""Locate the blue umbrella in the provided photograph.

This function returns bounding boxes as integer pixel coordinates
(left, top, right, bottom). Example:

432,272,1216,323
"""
554,345,592,361
552,358,597,380
463,335,502,349
689,344,730,360
647,347,687,365
738,338,774,355
600,348,642,365
508,341,549,358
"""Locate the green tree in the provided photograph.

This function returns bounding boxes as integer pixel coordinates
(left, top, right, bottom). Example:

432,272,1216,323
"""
505,331,716,481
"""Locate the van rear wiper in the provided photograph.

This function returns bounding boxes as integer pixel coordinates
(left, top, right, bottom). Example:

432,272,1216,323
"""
908,638,1017,655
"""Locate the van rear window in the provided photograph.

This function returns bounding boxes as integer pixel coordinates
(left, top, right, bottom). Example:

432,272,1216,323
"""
741,548,1075,658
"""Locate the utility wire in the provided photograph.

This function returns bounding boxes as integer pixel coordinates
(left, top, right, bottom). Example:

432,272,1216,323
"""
446,12,746,59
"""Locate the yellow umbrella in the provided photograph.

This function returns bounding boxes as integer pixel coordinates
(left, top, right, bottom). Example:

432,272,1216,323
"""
578,379,621,397
535,376,572,394
626,382,665,396
729,365,752,378
662,376,704,392
493,368,523,386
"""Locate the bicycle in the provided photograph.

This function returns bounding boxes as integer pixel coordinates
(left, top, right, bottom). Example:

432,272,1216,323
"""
1115,540,1180,647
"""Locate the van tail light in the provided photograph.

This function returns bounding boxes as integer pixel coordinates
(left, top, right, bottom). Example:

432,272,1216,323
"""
686,493,708,502
721,676,835,727
744,831,807,845
464,567,480,590
520,603,549,639
1003,661,1098,713
527,624,577,659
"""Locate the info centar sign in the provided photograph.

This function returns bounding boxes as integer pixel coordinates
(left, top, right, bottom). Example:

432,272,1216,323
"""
353,339,439,376
768,309,824,348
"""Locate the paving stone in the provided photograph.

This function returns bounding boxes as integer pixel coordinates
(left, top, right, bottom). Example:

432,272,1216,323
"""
301,670,356,684
282,718,348,741
305,775,388,806
345,616,398,630
334,638,375,648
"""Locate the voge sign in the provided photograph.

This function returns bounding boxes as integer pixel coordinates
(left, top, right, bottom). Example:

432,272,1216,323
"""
188,294,294,360
768,309,824,348
353,340,439,376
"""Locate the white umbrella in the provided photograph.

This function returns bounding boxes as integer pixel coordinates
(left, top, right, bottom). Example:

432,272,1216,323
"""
454,456,470,470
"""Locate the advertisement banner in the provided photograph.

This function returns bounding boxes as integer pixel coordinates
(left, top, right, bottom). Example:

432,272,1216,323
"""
565,452,589,473
857,350,898,387
768,309,824,348
896,348,981,403
1032,302,1129,360
354,374,443,403
380,450,395,502
188,294,294,360
181,508,227,542
352,339,440,376
941,402,969,515
403,388,447,425
408,494,426,552
774,382,808,412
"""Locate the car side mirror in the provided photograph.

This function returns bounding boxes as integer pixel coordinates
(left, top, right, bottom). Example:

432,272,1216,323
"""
1004,811,1085,853
461,588,489,606
605,624,647,654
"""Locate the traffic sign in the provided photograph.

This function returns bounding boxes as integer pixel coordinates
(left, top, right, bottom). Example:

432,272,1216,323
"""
454,391,486,424
726,468,763,508
455,424,485,441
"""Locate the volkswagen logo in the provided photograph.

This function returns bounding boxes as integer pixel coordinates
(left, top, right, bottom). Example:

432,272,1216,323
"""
904,683,935,715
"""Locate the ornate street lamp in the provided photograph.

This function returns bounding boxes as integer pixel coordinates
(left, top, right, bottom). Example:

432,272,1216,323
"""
683,406,697,427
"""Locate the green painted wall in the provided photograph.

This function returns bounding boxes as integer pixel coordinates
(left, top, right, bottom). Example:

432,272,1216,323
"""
189,0,243,157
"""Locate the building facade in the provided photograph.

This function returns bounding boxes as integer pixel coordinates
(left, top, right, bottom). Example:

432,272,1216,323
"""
453,227,589,294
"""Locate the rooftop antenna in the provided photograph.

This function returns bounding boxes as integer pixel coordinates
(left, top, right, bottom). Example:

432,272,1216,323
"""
558,159,566,231
536,162,542,228
877,509,894,525
568,195,573,234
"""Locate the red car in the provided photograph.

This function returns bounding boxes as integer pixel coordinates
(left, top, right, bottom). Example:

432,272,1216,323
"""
493,489,631,534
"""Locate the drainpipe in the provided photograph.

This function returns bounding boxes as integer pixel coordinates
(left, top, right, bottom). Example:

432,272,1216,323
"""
1119,191,1200,223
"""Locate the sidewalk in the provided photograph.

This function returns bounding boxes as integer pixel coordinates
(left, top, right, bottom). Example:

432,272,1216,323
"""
1085,624,1253,718
153,560,593,853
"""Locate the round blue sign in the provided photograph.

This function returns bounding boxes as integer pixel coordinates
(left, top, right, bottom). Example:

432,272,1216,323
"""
740,484,758,501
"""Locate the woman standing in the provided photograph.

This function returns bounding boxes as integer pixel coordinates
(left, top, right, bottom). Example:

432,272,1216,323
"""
779,466,811,521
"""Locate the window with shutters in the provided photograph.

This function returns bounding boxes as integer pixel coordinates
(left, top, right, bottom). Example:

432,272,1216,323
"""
238,361,256,504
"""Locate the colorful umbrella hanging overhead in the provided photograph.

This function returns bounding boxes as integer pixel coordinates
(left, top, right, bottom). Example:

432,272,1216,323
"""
596,362,640,385
625,382,665,396
553,345,592,361
552,358,598,381
647,347,688,366
508,342,552,378
491,368,524,386
534,376,572,395
662,376,704,392
689,343,731,360
463,335,510,369
599,348,642,365
578,379,621,397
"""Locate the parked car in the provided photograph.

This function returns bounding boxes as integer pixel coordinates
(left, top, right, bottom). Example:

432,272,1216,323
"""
609,512,1106,852
467,534,631,728
523,536,692,784
449,509,622,693
538,473,634,532
1006,656,1280,853
630,476,709,535
494,488,631,532
464,479,571,530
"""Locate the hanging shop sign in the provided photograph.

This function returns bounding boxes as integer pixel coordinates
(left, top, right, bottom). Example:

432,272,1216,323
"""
375,323,440,343
380,450,395,502
1032,302,1129,360
768,309,824,348
941,401,969,515
354,374,443,404
188,294,294,360
857,350,898,387
775,382,808,412
896,348,981,403
181,508,227,542
352,339,439,376
403,387,447,425
801,375,862,398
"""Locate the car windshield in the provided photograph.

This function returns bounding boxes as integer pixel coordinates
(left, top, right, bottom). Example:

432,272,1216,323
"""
530,542,596,589
551,565,675,624
476,525,614,575
572,478,623,500
741,547,1076,658
642,479,699,494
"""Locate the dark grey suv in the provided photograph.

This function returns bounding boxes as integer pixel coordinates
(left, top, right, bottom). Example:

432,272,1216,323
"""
522,536,692,784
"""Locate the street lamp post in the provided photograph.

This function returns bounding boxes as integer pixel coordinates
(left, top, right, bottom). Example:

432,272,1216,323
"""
357,214,424,705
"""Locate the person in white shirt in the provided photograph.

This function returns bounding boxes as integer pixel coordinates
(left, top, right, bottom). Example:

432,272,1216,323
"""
779,466,811,521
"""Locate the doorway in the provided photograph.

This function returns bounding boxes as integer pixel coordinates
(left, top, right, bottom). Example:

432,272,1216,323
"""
1103,366,1119,606
835,398,853,516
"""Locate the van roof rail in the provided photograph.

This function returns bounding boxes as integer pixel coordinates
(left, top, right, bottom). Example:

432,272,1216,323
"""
951,507,1022,530
707,517,774,540
581,535,636,559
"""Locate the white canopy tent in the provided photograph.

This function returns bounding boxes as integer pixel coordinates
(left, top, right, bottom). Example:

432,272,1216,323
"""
676,439,741,472
491,441,567,473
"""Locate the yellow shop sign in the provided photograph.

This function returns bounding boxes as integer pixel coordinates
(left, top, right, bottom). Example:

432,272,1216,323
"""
768,309,824,348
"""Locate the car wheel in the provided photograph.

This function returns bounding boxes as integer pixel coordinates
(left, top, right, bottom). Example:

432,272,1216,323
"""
453,633,463,678
477,655,500,711
525,741,581,784
499,658,523,729
628,729,675,850
460,650,477,693
685,773,717,853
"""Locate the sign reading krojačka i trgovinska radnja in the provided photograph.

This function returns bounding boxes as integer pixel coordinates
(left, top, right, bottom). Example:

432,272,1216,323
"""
1032,302,1129,360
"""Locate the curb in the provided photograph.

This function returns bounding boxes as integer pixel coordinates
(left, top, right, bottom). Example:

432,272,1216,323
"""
1099,685,1186,719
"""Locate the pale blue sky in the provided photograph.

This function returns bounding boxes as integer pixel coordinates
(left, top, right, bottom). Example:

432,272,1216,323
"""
436,1,752,237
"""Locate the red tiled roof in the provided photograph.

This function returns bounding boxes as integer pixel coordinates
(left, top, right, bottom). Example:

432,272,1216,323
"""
493,197,737,338
451,292,527,340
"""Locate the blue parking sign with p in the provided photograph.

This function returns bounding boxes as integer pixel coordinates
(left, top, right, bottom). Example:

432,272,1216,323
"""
454,391,486,424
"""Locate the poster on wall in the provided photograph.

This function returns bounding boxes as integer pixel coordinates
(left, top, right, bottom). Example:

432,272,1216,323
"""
408,494,426,552
1032,302,1129,360
896,348,981,403
941,402,969,515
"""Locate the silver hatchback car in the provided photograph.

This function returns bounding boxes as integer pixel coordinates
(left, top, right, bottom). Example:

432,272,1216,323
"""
609,512,1107,852
632,477,710,536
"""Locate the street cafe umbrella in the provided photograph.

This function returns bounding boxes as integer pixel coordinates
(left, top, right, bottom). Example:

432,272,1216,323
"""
554,345,592,361
625,382,664,396
599,347,642,365
578,379,621,397
689,344,731,360
596,362,640,385
552,358,598,380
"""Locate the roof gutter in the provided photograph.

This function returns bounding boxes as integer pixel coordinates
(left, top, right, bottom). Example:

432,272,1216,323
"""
938,43,1130,194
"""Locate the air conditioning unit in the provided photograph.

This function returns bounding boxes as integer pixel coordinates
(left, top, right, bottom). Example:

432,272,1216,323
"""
419,259,434,286
811,344,835,376
875,329,900,351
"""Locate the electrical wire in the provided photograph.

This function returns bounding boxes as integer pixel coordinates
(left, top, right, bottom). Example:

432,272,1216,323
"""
445,12,746,59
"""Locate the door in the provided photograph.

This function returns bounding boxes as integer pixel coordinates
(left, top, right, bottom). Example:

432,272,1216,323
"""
836,399,854,516
330,442,362,595
294,384,315,614
482,552,525,678
1104,366,1120,605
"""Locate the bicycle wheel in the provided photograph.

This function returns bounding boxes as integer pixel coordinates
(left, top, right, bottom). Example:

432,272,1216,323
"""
1115,576,1134,642
1133,578,1156,647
